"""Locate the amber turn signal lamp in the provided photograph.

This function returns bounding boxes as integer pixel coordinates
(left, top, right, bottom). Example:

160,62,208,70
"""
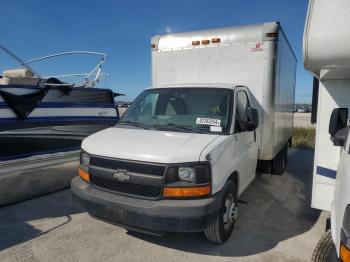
201,40,210,45
341,244,350,262
79,168,90,182
163,185,211,197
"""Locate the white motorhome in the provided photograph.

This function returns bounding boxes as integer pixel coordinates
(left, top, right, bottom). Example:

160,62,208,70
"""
303,0,350,261
71,22,296,243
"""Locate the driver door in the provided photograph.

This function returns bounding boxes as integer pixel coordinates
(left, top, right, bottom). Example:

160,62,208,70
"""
233,89,258,191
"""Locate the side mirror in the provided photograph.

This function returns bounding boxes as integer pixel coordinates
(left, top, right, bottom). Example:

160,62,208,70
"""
332,127,349,147
329,108,348,137
246,108,259,131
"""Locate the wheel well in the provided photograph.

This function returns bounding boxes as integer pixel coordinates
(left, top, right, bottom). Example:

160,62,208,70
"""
227,171,239,195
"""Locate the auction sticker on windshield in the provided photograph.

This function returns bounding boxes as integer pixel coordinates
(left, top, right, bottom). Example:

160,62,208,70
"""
196,118,221,127
210,126,222,132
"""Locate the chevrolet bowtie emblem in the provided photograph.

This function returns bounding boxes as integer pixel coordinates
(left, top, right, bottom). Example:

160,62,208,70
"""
113,169,131,182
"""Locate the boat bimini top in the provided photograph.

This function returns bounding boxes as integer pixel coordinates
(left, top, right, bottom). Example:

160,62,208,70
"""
0,43,116,120
0,43,108,88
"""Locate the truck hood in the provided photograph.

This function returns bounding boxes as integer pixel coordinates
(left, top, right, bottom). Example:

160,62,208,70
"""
82,127,220,163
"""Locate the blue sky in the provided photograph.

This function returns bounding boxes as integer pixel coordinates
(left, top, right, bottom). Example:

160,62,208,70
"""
0,0,311,102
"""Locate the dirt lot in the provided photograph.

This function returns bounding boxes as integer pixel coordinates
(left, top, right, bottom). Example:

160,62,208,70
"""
0,149,326,262
294,113,314,128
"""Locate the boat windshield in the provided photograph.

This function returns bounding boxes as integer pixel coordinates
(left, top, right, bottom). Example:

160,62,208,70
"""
119,88,233,134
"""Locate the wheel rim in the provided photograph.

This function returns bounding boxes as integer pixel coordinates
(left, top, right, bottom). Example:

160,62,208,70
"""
222,193,238,231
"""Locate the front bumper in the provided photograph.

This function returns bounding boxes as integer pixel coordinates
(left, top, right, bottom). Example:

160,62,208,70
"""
71,177,221,234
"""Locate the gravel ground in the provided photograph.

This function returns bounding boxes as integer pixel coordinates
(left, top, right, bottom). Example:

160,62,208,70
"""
0,149,326,262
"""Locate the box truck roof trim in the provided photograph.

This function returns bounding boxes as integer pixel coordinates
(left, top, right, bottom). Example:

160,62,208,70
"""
151,22,280,51
147,83,237,90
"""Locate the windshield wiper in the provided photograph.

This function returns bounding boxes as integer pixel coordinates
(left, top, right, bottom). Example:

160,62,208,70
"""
118,120,150,130
154,123,202,134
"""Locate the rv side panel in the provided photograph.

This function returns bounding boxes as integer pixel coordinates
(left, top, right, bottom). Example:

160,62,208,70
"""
312,80,350,211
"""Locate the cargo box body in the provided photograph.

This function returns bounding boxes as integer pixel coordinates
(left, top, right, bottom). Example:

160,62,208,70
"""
151,22,296,160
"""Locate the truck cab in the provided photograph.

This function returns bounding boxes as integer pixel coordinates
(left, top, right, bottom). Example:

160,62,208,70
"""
72,83,259,243
72,22,295,243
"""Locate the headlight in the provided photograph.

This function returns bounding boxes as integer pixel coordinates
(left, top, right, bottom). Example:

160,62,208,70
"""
341,205,350,247
178,167,196,182
80,152,90,166
79,152,90,180
164,163,211,185
163,163,211,198
340,205,350,262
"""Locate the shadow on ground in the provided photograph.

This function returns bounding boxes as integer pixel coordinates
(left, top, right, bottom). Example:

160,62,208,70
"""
127,149,320,257
0,189,83,251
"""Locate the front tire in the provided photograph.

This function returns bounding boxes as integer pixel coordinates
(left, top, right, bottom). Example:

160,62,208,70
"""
204,181,237,243
311,230,337,262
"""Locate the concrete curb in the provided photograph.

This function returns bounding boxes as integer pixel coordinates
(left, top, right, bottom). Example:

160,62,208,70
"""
0,152,79,206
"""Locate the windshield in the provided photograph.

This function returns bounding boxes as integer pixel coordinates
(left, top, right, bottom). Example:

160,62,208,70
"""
119,88,232,133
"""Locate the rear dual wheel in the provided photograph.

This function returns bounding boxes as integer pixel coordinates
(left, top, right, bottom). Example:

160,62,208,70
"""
272,144,288,175
204,181,238,243
257,143,289,174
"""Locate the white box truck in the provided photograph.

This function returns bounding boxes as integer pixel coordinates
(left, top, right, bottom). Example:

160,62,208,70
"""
71,22,296,243
303,0,350,261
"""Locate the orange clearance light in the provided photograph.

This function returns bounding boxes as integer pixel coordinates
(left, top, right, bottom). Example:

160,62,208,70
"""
163,185,211,197
192,40,200,46
151,44,156,49
201,39,210,45
341,243,350,262
79,168,90,182
211,38,221,43
265,32,277,38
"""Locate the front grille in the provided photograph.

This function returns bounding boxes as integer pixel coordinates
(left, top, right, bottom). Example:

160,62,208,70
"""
91,175,162,199
90,157,165,177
